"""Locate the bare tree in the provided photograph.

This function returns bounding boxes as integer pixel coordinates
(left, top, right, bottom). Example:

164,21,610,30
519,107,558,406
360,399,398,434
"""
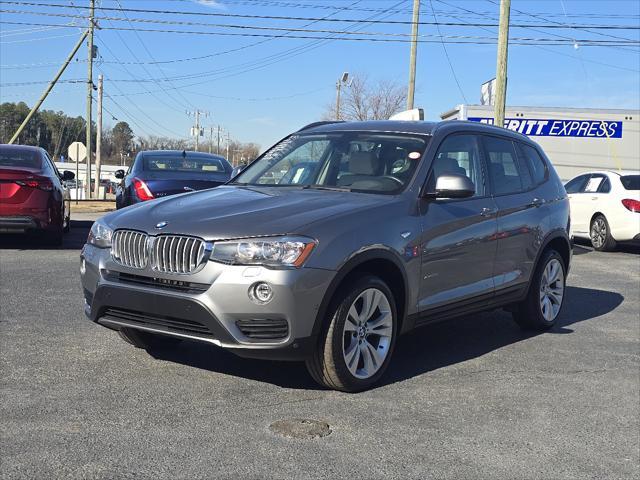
323,75,407,121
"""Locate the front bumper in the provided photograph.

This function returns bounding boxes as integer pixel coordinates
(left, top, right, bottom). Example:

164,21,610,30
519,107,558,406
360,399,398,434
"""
80,244,335,360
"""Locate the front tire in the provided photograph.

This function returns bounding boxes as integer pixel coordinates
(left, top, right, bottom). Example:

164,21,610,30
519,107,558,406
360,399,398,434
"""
590,214,617,251
513,249,566,331
118,328,182,351
306,275,397,392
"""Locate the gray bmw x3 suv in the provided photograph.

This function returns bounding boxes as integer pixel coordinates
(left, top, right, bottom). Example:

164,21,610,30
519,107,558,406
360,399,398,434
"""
80,120,571,392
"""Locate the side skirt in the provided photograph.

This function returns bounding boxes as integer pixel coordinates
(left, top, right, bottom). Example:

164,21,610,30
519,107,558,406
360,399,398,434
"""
409,284,528,329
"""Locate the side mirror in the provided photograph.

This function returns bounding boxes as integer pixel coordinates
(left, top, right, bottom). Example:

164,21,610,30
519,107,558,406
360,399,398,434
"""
425,173,475,199
61,170,75,181
114,169,125,179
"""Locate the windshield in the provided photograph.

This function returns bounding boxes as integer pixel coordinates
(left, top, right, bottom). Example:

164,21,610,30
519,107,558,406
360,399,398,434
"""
232,132,429,194
620,175,640,191
143,155,229,173
0,147,42,169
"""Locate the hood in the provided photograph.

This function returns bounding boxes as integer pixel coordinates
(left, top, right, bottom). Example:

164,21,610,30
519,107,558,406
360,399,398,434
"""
105,185,390,239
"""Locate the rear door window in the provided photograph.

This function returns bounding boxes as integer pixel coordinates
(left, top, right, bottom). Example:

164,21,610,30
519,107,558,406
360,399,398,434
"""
584,174,606,193
565,174,590,194
598,176,611,193
483,136,530,195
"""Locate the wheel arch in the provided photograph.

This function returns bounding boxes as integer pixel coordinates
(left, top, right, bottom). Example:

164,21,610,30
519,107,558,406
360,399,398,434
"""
311,248,410,338
536,230,572,274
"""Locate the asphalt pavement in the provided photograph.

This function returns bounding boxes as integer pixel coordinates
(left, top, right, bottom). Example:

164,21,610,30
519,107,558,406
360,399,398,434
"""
1,221,638,479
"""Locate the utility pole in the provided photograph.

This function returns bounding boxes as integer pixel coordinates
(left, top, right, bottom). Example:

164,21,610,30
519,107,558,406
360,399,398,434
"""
217,125,221,155
85,0,96,199
335,82,341,120
8,30,88,144
93,74,103,199
407,0,420,110
208,127,213,154
226,132,230,164
194,110,200,151
494,0,511,129
187,109,208,151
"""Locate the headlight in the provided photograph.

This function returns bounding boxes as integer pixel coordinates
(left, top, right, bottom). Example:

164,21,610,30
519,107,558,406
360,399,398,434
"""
210,236,317,268
87,219,113,248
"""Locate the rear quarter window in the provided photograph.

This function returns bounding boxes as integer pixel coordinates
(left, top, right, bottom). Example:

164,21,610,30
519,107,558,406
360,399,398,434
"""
519,143,548,185
621,175,640,190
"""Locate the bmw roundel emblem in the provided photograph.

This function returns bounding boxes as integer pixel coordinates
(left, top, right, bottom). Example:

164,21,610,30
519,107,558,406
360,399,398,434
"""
155,221,169,229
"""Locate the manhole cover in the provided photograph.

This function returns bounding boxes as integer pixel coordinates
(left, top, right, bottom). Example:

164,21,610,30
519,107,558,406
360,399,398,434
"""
269,419,332,439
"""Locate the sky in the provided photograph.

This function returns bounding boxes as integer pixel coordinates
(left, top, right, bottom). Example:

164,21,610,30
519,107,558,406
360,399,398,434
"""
1,0,639,150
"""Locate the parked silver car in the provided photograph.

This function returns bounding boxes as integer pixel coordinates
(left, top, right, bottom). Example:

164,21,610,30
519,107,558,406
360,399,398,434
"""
80,120,571,392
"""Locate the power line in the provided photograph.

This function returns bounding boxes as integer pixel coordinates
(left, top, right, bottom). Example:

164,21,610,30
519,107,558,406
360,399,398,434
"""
0,31,79,44
1,20,636,46
112,0,197,110
484,0,639,44
181,0,640,20
432,0,639,72
429,0,467,104
2,1,638,30
93,0,409,97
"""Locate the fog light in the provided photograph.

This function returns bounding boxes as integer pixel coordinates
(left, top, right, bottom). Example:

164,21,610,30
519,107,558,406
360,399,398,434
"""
249,282,273,304
80,258,86,275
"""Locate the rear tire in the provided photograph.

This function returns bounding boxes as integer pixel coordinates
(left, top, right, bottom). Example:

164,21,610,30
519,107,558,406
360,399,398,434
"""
590,214,617,251
306,275,397,392
118,328,182,351
512,249,566,331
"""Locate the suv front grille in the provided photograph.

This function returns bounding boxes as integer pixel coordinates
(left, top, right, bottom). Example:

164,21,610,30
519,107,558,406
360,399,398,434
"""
112,230,149,269
236,319,289,340
152,235,207,274
111,230,209,274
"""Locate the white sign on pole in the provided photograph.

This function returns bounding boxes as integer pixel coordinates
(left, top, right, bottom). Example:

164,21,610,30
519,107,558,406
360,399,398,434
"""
68,141,87,162
481,78,496,106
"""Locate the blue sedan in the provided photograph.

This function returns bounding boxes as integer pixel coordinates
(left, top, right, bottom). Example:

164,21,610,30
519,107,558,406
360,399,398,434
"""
115,150,232,209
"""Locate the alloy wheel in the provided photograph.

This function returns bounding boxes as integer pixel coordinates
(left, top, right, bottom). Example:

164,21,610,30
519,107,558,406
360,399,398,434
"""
342,288,393,379
590,217,607,249
539,258,564,322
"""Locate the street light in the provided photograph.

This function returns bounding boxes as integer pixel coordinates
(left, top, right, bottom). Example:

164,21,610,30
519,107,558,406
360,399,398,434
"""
335,71,351,120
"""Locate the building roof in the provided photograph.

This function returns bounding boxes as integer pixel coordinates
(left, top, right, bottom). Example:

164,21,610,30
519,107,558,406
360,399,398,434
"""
441,104,640,119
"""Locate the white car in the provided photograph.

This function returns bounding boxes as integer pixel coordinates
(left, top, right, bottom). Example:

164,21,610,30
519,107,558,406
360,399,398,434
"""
565,170,640,251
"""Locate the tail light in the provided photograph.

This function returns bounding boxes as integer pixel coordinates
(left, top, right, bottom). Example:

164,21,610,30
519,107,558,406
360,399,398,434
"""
622,199,640,212
15,179,53,191
133,177,154,201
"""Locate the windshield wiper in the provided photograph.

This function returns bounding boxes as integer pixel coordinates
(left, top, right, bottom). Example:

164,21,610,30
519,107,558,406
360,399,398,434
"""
302,184,352,192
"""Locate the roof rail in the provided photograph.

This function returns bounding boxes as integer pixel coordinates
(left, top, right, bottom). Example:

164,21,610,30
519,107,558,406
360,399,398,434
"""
297,120,344,132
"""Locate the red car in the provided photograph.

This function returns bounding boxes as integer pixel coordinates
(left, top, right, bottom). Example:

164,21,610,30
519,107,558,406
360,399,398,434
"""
0,144,74,245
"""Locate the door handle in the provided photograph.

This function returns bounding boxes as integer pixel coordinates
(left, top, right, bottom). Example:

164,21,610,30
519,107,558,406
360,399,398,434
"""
480,207,497,217
529,197,544,208
591,196,598,201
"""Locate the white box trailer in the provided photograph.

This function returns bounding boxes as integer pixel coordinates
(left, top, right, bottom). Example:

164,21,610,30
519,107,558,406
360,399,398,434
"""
440,105,640,180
